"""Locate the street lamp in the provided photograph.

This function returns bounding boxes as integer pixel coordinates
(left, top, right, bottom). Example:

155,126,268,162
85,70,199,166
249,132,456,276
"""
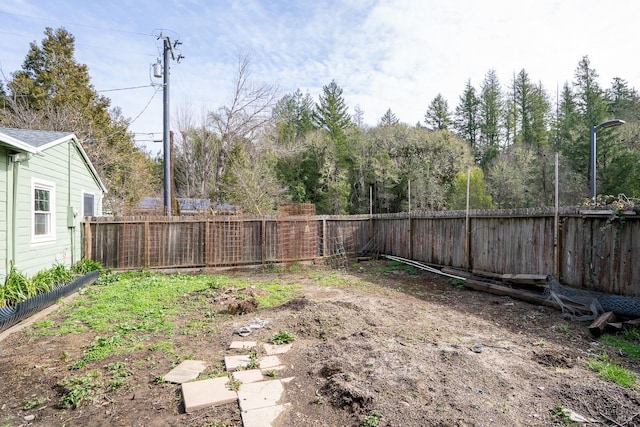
590,119,625,204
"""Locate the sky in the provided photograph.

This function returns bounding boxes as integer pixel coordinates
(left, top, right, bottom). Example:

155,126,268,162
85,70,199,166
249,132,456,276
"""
1,0,639,152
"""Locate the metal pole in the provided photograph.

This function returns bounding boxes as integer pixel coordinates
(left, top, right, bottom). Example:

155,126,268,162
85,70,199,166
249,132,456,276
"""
163,37,172,216
554,153,559,278
590,125,596,204
465,168,471,270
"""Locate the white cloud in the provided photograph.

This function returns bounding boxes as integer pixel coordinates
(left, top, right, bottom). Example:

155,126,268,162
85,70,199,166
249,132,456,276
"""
1,0,640,141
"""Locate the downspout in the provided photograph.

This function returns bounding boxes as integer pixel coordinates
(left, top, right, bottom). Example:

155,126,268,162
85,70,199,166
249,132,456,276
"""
11,157,19,270
68,141,75,265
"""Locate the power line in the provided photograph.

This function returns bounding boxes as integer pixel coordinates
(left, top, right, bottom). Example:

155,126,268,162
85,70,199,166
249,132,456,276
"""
97,84,154,93
128,87,161,126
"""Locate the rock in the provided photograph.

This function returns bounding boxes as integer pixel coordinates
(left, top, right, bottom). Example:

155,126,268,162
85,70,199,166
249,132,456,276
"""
24,415,35,421
470,343,484,353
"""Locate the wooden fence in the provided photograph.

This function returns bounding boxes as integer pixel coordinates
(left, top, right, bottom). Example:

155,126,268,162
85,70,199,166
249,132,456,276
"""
83,208,640,296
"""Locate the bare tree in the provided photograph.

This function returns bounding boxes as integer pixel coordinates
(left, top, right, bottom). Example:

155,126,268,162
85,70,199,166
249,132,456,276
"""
208,53,279,192
174,102,220,199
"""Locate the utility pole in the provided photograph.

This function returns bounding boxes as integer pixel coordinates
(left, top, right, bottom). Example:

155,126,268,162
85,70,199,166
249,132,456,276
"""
158,35,183,216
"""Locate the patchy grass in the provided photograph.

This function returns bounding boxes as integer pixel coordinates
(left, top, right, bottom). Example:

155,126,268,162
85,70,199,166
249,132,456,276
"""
600,331,640,360
586,353,637,388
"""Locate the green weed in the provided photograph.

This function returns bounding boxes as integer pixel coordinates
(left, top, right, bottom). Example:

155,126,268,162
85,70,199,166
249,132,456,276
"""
57,370,102,409
361,410,382,427
22,396,48,410
69,334,123,370
586,353,637,388
226,377,242,391
549,403,578,426
246,350,260,369
270,330,295,345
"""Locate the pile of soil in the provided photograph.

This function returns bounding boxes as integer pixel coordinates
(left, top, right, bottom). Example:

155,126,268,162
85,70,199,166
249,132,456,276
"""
1,261,639,426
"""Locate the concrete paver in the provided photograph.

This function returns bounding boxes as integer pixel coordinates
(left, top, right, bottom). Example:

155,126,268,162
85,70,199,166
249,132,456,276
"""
164,360,207,384
257,355,282,369
263,343,292,355
229,340,257,350
241,403,291,427
232,369,264,384
237,378,290,411
182,377,237,413
224,354,252,371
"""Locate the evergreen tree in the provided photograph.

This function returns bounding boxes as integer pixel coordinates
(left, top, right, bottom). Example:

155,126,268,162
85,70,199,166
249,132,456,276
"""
454,80,480,161
513,69,534,145
424,94,452,130
478,69,503,168
554,82,580,152
572,56,614,195
379,108,399,127
312,80,351,147
607,77,640,122
2,27,156,214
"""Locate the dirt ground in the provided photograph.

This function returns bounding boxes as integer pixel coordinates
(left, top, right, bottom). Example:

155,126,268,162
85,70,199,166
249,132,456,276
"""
1,260,640,427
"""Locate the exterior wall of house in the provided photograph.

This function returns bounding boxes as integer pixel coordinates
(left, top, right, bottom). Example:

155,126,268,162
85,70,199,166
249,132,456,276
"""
11,140,103,276
0,147,7,277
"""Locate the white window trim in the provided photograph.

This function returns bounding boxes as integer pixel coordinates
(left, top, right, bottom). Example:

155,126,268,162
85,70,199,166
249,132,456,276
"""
32,178,56,244
81,190,96,218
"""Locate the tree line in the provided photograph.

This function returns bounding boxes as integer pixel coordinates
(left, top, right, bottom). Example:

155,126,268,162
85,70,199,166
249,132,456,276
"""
2,28,639,215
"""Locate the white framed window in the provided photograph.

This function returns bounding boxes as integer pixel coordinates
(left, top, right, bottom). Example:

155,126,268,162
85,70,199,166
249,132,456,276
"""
82,191,95,218
32,178,56,243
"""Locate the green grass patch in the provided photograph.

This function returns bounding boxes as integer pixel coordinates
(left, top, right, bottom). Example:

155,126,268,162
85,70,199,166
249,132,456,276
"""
600,333,640,360
252,280,299,308
69,334,126,370
376,260,417,275
38,272,223,336
586,353,637,388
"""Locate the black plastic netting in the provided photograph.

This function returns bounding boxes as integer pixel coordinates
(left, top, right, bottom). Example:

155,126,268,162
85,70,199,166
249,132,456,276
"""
546,276,640,319
0,271,99,333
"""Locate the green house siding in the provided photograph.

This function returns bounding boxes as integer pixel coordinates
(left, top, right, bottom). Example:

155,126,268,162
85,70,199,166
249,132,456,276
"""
0,147,7,275
6,140,103,277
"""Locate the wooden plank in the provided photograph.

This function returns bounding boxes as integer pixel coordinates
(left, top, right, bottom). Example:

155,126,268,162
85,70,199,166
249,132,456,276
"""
465,270,547,288
442,268,589,313
589,312,617,337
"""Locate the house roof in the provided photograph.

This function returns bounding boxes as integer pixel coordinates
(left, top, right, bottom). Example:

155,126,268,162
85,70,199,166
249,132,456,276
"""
0,127,108,193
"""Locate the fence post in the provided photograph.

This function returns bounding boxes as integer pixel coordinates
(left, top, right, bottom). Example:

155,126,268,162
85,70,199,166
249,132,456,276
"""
261,219,266,264
408,214,413,260
83,220,92,260
144,220,150,268
322,218,327,257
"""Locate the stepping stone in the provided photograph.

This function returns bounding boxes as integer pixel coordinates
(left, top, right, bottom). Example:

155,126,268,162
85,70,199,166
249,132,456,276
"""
237,378,292,411
164,360,207,384
229,340,257,350
258,355,282,369
182,377,237,413
224,354,282,371
263,343,292,355
242,403,291,427
225,354,252,371
232,369,263,384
